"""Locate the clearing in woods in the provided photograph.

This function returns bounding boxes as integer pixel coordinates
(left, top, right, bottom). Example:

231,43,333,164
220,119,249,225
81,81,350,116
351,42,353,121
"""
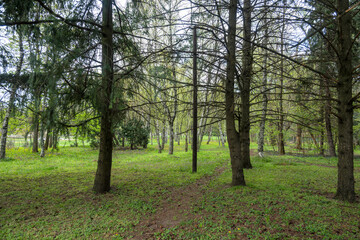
1,144,360,239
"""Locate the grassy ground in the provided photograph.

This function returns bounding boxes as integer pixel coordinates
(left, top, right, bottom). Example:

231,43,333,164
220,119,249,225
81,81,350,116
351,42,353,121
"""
1,142,360,239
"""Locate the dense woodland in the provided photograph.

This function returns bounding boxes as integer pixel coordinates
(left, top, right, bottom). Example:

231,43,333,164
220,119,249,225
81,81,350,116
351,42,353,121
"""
0,0,359,205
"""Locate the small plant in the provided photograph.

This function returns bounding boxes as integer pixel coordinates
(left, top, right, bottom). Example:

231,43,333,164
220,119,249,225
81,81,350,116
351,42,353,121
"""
117,119,149,149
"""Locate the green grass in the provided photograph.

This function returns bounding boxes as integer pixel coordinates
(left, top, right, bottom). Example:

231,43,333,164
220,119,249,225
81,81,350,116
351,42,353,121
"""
1,141,360,239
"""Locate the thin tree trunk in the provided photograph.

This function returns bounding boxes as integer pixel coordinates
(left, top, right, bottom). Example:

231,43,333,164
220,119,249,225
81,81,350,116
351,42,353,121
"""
169,120,174,154
320,130,325,156
52,130,58,150
295,124,302,150
278,0,286,155
44,130,50,150
218,121,225,147
257,0,269,158
40,117,45,157
335,0,355,202
323,78,336,156
49,132,53,148
32,104,39,153
161,124,166,151
155,120,162,153
192,25,198,171
309,130,319,150
207,126,212,144
24,131,29,147
93,0,114,193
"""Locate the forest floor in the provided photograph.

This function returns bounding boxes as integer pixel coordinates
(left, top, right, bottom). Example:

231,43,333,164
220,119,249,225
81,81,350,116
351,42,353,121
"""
1,142,360,239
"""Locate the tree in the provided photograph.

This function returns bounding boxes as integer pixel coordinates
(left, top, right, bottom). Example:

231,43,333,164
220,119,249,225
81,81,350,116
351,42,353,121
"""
226,0,245,186
257,0,270,158
93,0,114,193
118,119,150,149
335,0,355,202
239,0,253,168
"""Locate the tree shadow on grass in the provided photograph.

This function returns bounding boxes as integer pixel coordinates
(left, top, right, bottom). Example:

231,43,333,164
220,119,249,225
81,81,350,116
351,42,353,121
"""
0,157,16,162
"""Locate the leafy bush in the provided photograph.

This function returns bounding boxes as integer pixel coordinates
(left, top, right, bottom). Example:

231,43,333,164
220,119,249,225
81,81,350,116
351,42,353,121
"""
118,119,149,149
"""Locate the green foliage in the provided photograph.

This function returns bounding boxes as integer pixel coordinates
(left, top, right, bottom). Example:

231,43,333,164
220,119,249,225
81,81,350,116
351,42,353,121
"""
118,119,149,149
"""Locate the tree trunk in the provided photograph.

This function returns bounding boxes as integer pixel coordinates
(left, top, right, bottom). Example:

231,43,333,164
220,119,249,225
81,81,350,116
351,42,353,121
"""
320,130,325,156
185,132,188,152
295,124,302,150
335,0,355,202
207,126,212,144
44,130,50,150
278,0,286,155
161,124,166,151
324,79,336,156
239,0,253,168
226,0,245,186
0,88,16,159
40,117,45,157
52,130,58,150
192,25,198,172
155,120,162,153
257,1,269,158
169,120,174,154
49,132,53,148
93,0,114,194
177,123,181,145
24,131,29,147
32,108,39,153
309,130,319,150
218,121,225,147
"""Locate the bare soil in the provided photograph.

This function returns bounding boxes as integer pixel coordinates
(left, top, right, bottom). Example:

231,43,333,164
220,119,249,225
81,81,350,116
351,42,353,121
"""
128,162,228,239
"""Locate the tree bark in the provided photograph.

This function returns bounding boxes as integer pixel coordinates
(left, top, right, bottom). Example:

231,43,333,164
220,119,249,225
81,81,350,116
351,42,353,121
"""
207,126,212,144
226,0,245,186
192,25,198,172
49,132,53,148
155,120,162,153
295,124,302,150
335,0,355,202
320,130,325,156
52,130,58,150
24,131,29,147
169,120,174,154
32,100,40,153
161,124,166,151
93,0,114,194
40,117,45,157
218,121,225,147
239,0,253,168
257,0,269,158
277,0,286,155
44,130,50,150
323,78,336,157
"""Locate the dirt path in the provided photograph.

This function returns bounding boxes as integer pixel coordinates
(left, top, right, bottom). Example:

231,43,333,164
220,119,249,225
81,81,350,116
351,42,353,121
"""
128,162,228,239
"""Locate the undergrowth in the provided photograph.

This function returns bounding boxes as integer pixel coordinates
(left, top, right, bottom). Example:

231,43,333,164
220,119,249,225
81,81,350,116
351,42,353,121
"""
0,142,359,239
